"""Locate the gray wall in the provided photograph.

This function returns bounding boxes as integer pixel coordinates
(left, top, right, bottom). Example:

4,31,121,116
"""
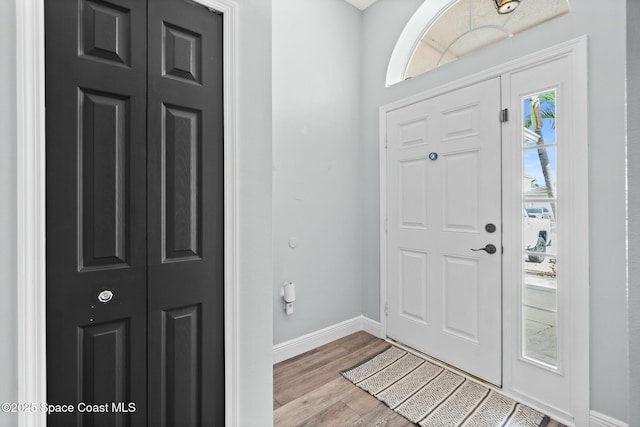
237,0,274,424
0,1,274,425
272,0,363,344
0,0,17,426
627,0,640,423
361,0,630,422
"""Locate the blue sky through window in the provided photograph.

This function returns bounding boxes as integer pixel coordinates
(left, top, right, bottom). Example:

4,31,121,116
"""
523,94,556,191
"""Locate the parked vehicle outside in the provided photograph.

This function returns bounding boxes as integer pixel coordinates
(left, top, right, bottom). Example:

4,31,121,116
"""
524,209,551,263
526,207,552,220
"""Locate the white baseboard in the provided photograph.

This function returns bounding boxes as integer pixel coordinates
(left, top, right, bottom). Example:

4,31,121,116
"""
273,316,382,364
361,316,383,338
590,411,629,427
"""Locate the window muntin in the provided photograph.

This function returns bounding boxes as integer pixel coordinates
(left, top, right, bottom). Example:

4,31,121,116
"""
404,0,570,79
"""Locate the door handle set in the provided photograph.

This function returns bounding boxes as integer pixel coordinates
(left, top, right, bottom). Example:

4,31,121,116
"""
470,223,499,254
471,244,497,254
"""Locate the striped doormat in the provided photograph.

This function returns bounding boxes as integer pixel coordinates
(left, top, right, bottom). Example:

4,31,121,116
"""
342,346,550,427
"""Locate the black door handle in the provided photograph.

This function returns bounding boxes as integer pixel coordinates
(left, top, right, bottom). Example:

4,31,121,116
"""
471,244,497,254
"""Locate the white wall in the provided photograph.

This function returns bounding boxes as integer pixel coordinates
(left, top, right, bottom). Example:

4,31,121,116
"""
626,0,640,423
0,0,17,425
361,0,630,422
237,0,274,424
272,0,363,344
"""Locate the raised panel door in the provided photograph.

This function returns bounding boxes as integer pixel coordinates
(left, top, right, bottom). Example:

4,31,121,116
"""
46,0,224,425
386,78,502,386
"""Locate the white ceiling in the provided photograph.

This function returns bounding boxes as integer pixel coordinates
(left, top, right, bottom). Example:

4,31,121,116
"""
343,0,378,11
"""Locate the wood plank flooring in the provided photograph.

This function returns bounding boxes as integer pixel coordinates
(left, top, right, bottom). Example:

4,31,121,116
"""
273,331,567,427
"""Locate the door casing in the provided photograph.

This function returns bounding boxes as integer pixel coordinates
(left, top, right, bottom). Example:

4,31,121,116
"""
379,37,589,426
15,0,239,425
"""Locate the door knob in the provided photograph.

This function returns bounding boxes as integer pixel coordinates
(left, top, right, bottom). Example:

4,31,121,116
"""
471,244,497,254
97,290,113,303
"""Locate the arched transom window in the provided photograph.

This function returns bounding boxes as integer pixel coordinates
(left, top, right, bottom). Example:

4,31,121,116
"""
401,0,570,80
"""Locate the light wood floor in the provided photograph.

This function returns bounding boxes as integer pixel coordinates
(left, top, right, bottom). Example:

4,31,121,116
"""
273,331,567,427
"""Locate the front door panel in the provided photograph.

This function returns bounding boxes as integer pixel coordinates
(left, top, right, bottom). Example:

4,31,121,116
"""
386,78,502,386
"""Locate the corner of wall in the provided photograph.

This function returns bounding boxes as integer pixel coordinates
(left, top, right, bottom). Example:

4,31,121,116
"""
626,0,640,423
0,1,18,421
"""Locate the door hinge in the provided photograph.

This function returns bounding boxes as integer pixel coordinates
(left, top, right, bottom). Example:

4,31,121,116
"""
500,108,509,123
385,136,388,149
384,302,388,316
384,218,388,232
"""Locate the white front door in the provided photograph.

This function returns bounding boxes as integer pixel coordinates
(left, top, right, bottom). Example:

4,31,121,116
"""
386,77,502,386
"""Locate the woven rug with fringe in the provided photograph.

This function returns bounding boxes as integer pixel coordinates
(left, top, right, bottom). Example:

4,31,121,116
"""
342,345,550,427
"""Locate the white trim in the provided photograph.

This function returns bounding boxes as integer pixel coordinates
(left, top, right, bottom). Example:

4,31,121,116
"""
569,37,590,427
16,0,239,425
361,316,382,338
590,411,629,427
16,0,46,426
379,36,589,425
195,1,240,425
379,108,388,340
272,316,381,364
385,0,457,87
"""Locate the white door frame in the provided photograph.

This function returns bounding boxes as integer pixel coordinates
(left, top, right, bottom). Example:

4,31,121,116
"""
379,36,588,426
15,0,239,425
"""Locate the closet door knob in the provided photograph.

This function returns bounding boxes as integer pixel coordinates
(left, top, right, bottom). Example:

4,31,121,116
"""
97,290,113,303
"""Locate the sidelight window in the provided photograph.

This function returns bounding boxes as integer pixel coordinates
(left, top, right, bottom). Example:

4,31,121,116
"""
521,90,558,368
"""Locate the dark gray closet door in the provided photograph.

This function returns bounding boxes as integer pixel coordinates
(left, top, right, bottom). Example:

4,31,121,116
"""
46,0,224,425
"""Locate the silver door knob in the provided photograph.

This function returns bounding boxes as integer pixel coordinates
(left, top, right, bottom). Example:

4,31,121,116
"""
97,290,113,303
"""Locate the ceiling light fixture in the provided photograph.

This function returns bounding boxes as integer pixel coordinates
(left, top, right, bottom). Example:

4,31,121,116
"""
494,0,520,14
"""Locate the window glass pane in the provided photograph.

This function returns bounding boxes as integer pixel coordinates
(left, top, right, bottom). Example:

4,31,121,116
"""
524,276,557,311
524,305,558,366
523,91,556,147
524,201,557,257
524,146,556,199
522,90,558,368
